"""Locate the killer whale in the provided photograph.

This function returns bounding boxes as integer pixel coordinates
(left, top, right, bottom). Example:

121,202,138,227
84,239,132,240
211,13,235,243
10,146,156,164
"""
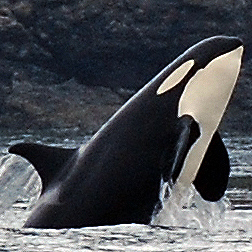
9,36,243,228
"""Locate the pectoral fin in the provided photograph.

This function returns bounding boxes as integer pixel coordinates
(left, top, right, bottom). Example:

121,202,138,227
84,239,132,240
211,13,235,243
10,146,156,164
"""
193,131,230,201
160,115,200,183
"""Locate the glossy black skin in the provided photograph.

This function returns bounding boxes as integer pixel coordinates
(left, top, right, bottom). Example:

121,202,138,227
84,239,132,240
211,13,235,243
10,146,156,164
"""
9,36,240,228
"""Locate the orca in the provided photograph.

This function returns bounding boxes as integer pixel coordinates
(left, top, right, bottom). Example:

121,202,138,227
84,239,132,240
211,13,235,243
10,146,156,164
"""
9,36,243,228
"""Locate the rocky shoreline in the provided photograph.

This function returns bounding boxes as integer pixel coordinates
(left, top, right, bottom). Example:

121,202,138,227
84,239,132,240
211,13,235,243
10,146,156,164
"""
0,0,251,134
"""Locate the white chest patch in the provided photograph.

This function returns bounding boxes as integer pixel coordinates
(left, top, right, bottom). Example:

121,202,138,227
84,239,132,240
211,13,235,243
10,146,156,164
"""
177,46,243,186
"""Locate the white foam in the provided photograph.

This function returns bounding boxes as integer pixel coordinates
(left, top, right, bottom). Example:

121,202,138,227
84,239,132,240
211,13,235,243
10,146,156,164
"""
0,155,41,216
152,182,230,231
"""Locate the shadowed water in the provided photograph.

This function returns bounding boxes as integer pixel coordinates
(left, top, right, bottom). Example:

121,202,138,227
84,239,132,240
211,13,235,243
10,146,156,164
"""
0,130,251,251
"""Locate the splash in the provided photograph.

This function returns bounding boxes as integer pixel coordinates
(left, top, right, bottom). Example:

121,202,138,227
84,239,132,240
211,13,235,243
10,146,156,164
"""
0,155,41,218
151,181,231,231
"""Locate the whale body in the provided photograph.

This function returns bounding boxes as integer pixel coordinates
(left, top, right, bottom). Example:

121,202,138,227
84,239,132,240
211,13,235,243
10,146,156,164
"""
9,36,243,228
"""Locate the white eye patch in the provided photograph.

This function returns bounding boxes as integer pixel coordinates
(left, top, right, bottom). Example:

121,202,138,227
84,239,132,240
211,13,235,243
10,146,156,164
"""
156,59,194,95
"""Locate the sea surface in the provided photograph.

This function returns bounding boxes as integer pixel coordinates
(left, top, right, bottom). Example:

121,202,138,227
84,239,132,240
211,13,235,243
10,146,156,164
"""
0,129,251,251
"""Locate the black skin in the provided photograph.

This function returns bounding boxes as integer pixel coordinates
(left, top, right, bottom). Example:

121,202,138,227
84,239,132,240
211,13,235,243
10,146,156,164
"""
11,87,190,228
9,36,237,228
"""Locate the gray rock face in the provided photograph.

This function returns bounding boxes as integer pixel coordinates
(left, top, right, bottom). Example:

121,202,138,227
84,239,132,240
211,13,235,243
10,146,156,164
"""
0,0,251,132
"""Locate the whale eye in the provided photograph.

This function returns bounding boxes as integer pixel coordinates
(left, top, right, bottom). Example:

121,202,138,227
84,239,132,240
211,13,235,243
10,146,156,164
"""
157,59,194,95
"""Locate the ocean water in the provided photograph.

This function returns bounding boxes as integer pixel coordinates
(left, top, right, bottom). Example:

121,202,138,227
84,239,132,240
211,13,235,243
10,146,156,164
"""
0,129,251,251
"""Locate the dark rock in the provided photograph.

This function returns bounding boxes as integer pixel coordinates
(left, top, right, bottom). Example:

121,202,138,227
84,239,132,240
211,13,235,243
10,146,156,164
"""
3,77,125,133
0,0,251,134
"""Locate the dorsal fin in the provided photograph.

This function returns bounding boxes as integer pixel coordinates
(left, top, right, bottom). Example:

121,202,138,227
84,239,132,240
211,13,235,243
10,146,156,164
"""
9,143,77,194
